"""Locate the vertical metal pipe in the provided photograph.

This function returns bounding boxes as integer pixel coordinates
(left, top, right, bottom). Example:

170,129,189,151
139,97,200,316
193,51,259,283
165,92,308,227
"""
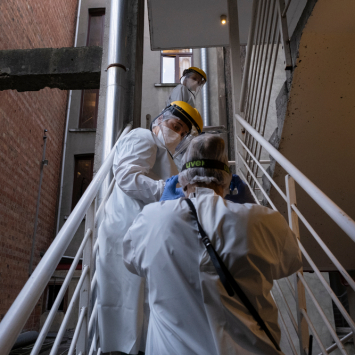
100,0,128,199
240,0,260,113
56,0,83,235
200,48,210,126
29,130,48,276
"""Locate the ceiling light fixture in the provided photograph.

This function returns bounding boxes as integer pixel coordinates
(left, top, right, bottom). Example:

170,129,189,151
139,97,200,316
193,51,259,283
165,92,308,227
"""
220,15,227,25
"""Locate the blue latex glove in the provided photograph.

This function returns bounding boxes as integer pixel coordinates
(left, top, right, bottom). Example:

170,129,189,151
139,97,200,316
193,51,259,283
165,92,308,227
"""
225,174,255,204
160,175,185,201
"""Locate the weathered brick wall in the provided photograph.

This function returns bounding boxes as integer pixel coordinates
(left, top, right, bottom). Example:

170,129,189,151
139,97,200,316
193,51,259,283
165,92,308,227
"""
0,0,78,332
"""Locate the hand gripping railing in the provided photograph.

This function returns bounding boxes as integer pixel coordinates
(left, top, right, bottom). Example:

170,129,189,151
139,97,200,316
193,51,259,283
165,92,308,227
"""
235,113,355,354
0,123,132,355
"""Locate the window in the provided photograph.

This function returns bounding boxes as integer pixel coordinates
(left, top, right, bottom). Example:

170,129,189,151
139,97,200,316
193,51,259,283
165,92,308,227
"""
71,155,94,210
42,281,68,313
79,9,105,129
161,49,193,83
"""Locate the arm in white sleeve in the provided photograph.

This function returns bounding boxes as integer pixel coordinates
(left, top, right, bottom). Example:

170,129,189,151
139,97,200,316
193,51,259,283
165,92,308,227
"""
113,129,165,204
123,210,148,277
123,228,140,276
274,213,303,279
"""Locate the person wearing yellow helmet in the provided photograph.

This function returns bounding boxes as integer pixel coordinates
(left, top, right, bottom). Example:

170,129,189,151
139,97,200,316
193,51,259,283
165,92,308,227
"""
96,101,202,354
150,100,203,157
166,66,207,108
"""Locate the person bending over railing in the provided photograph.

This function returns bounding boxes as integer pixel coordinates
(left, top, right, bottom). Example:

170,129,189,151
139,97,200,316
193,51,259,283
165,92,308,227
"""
123,134,302,355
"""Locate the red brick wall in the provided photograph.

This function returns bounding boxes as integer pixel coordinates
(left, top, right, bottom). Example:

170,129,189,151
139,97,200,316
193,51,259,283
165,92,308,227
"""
0,0,78,332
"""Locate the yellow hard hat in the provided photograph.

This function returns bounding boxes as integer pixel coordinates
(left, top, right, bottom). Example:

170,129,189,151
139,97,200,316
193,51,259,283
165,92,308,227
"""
188,67,207,82
170,101,203,133
182,67,207,84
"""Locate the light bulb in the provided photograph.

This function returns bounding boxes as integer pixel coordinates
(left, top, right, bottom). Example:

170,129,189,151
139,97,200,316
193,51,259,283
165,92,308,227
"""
220,15,227,25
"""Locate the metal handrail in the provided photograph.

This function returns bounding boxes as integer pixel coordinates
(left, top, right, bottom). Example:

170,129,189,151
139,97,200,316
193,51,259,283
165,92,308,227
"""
240,0,259,112
30,228,92,355
0,123,132,355
235,113,355,243
67,306,87,355
235,113,355,354
298,272,348,355
240,140,355,354
292,204,355,292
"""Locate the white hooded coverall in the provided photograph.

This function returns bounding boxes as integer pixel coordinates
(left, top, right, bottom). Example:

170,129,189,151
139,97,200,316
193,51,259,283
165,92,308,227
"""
166,84,195,108
96,128,178,354
123,187,302,355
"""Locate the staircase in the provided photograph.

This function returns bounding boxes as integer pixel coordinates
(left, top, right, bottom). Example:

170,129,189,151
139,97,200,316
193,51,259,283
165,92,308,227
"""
1,0,355,354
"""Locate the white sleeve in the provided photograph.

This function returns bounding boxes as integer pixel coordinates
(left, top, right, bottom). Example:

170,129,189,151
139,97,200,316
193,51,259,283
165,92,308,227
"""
273,213,303,279
113,129,165,204
123,208,150,277
278,227,303,278
123,227,140,276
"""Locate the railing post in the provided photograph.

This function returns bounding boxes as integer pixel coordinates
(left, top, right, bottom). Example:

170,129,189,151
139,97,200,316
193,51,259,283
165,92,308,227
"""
77,200,95,354
285,175,309,355
277,0,292,69
228,0,246,178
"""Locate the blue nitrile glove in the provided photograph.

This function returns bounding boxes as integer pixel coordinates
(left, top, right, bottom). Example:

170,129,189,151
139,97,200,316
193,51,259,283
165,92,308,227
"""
160,175,185,201
225,174,255,204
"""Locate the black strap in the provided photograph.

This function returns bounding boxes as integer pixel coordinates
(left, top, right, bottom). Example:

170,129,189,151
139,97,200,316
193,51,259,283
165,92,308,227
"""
184,198,281,352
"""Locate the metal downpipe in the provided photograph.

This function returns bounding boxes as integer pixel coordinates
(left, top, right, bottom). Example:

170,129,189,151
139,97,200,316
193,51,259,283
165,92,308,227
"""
100,0,128,201
200,48,210,126
56,0,82,235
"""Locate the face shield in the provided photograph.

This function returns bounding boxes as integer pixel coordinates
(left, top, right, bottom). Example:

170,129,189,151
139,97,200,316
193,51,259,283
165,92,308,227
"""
151,102,203,157
151,111,188,155
173,127,199,158
180,71,206,98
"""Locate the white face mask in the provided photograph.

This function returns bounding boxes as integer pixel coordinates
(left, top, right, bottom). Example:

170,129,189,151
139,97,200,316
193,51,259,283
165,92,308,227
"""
184,77,199,92
157,124,181,154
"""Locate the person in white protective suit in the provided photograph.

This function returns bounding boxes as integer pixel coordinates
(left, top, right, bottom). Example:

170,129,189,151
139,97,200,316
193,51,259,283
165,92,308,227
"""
166,66,207,108
96,101,203,354
123,134,303,355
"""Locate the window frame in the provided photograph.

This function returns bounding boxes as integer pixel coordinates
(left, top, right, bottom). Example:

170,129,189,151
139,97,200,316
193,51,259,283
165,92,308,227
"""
71,154,94,210
86,8,106,46
78,8,105,129
78,89,99,129
160,50,193,84
42,281,69,313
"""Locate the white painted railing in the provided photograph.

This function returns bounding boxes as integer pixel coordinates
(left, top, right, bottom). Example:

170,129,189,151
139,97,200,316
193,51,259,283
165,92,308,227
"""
230,0,355,355
0,124,132,355
234,1,355,354
235,113,355,354
1,1,355,355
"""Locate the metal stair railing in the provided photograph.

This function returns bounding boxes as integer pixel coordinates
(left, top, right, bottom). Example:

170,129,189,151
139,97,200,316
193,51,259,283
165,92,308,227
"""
235,114,355,355
230,1,355,354
238,0,292,195
0,123,132,355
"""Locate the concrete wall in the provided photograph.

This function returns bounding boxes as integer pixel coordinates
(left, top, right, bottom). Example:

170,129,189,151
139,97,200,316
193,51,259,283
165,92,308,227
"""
270,0,355,271
0,0,77,332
